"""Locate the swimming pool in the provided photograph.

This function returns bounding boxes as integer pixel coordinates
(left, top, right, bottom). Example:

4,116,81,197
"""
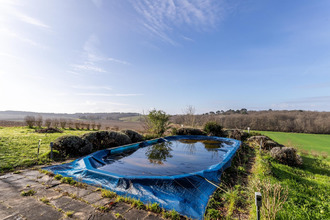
44,135,240,219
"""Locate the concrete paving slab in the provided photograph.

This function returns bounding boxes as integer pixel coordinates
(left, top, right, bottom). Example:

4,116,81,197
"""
35,188,61,199
35,175,61,187
3,178,39,191
1,174,25,182
0,173,14,180
110,202,131,215
144,213,163,220
2,212,24,220
50,196,72,210
21,170,43,180
0,170,166,220
81,191,103,204
86,210,117,220
0,203,14,219
123,208,148,220
18,198,63,220
92,198,111,207
53,184,91,197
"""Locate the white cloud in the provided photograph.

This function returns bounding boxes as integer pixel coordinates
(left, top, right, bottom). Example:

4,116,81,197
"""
132,0,226,44
70,34,130,74
72,64,106,73
0,27,46,48
76,93,143,97
72,85,112,91
271,96,330,111
84,100,128,106
107,58,131,65
12,10,50,29
0,3,50,30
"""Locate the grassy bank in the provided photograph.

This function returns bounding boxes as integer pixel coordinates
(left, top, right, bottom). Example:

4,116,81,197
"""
248,149,330,219
0,127,91,172
255,131,330,154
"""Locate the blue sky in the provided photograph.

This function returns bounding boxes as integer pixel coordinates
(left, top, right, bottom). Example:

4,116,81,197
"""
1,0,330,114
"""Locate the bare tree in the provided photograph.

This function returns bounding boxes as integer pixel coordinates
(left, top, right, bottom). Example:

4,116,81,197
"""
74,121,81,130
67,120,74,129
91,121,96,130
44,118,52,128
60,118,67,129
24,116,35,128
52,118,59,128
96,123,101,130
86,122,91,130
183,105,196,127
35,115,43,128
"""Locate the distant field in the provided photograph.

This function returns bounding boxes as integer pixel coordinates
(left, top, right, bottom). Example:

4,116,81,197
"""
0,127,91,172
119,116,143,122
256,131,330,154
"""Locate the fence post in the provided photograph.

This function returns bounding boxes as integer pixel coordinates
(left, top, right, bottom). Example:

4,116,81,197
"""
37,139,41,159
255,192,262,220
50,142,53,160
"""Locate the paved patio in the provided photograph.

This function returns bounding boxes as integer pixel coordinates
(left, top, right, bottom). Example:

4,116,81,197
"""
0,169,163,220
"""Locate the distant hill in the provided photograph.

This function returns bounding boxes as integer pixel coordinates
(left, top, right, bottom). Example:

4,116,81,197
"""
0,111,140,122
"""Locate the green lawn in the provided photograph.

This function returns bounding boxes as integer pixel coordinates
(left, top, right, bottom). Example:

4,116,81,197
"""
0,127,91,172
255,131,330,154
250,151,330,220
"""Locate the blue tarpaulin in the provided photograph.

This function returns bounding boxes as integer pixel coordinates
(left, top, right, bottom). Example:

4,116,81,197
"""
43,135,240,219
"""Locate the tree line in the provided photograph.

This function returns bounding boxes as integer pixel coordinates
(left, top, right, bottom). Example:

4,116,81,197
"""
24,115,101,130
173,110,330,134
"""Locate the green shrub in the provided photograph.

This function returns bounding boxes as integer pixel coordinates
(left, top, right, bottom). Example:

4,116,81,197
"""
81,131,131,151
143,133,160,140
145,109,170,136
53,135,93,157
203,121,224,137
120,129,143,143
176,127,206,136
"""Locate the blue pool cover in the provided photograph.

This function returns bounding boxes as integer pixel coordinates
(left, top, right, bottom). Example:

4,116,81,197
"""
43,135,240,219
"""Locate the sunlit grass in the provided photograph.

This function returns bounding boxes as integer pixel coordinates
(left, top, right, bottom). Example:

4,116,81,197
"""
255,131,330,155
0,126,90,172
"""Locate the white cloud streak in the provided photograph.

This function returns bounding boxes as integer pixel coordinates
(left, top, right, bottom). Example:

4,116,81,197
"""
72,85,112,91
132,0,226,45
76,93,143,97
0,27,46,48
11,10,50,30
70,34,130,74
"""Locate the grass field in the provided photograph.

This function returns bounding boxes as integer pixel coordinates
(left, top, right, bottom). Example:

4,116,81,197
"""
0,127,91,172
119,115,143,122
249,150,330,219
255,131,330,154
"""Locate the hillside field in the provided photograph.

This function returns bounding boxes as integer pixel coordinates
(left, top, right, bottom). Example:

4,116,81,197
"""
256,131,330,154
0,127,91,172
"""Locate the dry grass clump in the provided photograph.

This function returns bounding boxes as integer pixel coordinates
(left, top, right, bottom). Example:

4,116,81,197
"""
251,179,288,220
270,147,303,166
